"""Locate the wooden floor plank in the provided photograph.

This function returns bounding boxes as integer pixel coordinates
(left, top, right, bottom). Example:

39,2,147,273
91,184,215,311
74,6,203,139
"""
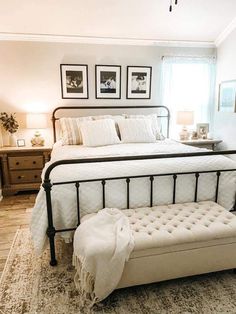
0,192,36,274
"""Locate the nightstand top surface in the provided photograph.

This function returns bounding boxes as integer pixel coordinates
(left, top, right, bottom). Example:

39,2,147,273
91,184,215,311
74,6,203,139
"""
176,139,222,144
0,146,52,153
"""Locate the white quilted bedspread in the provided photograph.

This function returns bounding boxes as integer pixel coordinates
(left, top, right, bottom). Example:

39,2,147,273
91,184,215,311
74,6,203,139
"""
30,140,236,255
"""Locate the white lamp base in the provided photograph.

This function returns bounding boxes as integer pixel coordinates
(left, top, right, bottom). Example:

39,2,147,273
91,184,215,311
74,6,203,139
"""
179,126,190,141
31,131,45,147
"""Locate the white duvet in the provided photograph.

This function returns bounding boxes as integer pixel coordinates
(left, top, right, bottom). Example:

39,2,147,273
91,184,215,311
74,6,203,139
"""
31,140,236,255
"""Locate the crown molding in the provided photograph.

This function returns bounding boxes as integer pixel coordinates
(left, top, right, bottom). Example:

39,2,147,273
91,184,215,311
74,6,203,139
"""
0,32,215,48
215,17,236,47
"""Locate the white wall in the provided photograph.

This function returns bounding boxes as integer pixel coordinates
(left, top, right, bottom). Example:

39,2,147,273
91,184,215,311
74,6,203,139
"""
0,41,215,146
214,28,236,150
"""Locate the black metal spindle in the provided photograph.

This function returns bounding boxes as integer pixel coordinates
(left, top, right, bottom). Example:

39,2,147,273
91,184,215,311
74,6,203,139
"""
215,171,221,203
43,179,57,266
75,182,80,226
150,176,154,207
194,172,200,202
126,178,130,209
173,174,177,204
102,180,106,208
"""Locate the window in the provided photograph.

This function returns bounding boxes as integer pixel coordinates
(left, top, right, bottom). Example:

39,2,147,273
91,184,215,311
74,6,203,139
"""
161,56,216,137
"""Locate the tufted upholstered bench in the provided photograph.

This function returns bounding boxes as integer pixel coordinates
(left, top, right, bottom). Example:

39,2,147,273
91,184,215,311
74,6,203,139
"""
111,201,236,288
81,200,236,289
110,201,236,288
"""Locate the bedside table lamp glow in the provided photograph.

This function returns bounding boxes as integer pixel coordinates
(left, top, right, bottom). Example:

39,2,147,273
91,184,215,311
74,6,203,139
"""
176,111,194,140
26,113,47,146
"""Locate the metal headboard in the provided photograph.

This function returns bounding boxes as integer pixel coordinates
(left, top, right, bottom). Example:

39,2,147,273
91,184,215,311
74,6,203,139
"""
52,105,170,143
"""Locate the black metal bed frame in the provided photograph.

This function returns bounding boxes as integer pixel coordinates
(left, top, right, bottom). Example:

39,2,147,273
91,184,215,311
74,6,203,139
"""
43,106,236,266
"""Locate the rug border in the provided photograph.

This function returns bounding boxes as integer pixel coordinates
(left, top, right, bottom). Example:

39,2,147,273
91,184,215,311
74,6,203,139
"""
0,229,25,286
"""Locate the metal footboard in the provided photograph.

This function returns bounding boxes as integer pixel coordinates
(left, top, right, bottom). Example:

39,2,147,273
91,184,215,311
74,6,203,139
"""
43,150,236,266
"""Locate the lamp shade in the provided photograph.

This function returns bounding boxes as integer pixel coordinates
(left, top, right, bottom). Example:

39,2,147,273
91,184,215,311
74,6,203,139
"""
26,113,47,129
176,111,194,126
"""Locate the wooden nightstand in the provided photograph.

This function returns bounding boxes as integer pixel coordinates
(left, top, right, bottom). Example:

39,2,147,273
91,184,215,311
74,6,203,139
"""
0,146,51,196
176,139,222,150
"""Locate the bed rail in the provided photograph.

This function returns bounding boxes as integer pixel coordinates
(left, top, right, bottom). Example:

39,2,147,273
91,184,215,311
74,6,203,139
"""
43,150,236,266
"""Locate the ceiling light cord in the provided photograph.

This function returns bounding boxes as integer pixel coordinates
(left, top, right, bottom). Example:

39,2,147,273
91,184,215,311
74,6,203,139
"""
169,0,178,12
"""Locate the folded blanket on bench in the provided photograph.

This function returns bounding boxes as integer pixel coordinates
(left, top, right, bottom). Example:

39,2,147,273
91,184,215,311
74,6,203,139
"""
73,208,134,306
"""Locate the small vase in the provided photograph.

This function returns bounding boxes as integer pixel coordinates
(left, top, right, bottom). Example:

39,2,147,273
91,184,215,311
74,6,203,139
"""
9,133,17,147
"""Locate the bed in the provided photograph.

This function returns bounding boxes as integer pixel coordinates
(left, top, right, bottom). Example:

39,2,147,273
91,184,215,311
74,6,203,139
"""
30,106,236,265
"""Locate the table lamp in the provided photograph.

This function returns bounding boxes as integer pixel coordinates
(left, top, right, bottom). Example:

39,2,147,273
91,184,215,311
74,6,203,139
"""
176,111,194,140
26,113,47,146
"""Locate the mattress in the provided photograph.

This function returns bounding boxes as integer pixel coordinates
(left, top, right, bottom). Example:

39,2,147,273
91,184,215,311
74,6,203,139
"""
30,140,236,255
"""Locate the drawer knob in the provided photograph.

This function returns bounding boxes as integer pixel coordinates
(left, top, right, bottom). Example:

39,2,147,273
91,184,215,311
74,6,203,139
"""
33,161,36,164
34,175,38,178
16,162,20,165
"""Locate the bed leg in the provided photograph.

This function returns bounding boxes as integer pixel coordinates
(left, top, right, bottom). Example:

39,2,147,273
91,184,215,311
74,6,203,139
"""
47,227,57,266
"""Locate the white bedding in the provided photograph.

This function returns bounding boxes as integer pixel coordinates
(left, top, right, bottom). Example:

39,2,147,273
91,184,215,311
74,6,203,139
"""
31,140,236,255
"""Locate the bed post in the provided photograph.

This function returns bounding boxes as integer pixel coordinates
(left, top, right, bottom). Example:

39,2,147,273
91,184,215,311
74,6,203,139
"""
43,178,57,266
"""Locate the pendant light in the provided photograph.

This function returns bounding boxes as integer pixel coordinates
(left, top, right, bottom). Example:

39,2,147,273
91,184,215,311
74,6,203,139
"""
169,0,178,12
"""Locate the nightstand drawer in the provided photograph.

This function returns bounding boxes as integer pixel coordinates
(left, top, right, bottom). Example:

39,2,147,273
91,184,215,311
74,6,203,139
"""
10,170,42,184
8,156,44,170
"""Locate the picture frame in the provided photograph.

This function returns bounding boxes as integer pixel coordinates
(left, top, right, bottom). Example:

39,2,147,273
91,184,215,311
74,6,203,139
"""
60,64,89,99
95,65,121,99
218,80,236,112
196,123,209,139
17,139,25,147
126,66,152,99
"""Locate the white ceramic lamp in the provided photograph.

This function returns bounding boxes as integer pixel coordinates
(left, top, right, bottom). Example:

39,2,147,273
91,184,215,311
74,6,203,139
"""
26,113,47,146
176,111,194,140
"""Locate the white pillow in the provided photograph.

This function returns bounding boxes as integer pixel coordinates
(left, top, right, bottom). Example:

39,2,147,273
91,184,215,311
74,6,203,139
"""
117,119,156,143
60,117,93,145
80,119,121,147
124,114,161,139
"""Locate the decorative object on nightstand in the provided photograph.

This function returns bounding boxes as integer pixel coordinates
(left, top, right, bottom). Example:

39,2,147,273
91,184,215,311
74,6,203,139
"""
176,111,194,140
27,113,47,147
0,146,51,195
0,112,19,147
196,123,209,139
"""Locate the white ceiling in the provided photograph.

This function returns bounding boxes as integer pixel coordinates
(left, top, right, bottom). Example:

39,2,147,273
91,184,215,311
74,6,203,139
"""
0,0,236,45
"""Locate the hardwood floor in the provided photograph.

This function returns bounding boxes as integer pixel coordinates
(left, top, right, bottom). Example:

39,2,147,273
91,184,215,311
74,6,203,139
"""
0,192,36,278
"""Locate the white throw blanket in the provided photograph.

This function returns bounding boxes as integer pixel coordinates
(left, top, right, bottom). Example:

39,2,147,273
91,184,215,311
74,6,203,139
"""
72,208,134,307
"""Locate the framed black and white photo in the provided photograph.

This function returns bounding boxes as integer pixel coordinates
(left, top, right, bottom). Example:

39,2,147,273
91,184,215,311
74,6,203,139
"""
95,65,121,99
218,80,236,112
60,64,89,99
196,123,209,139
127,66,152,99
17,139,25,147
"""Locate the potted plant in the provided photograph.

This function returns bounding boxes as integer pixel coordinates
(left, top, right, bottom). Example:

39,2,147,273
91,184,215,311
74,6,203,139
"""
0,112,19,146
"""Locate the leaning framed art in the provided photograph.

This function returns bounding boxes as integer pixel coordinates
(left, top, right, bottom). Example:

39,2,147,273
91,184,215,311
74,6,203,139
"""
218,80,236,112
95,65,121,99
126,66,152,99
60,64,89,99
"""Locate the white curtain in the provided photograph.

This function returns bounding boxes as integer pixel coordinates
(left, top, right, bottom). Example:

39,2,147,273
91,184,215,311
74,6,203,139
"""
161,56,216,137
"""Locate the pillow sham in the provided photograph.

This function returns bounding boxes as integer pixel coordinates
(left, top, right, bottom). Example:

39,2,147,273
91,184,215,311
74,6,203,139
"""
124,114,161,139
80,119,121,147
60,117,92,145
92,115,125,138
117,119,156,143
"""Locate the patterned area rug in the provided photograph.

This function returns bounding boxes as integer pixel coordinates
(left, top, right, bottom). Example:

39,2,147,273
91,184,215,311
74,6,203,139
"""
1,230,236,314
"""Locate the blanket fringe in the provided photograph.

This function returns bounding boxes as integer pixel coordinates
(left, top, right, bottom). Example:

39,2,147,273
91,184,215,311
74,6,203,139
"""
73,253,99,311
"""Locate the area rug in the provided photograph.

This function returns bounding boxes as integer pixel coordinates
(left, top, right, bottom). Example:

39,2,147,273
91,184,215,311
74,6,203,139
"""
1,230,236,314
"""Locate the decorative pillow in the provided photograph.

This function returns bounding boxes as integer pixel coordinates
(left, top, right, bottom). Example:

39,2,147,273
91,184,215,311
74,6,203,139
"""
124,114,161,139
60,117,93,145
80,119,121,147
92,115,125,138
117,119,156,143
